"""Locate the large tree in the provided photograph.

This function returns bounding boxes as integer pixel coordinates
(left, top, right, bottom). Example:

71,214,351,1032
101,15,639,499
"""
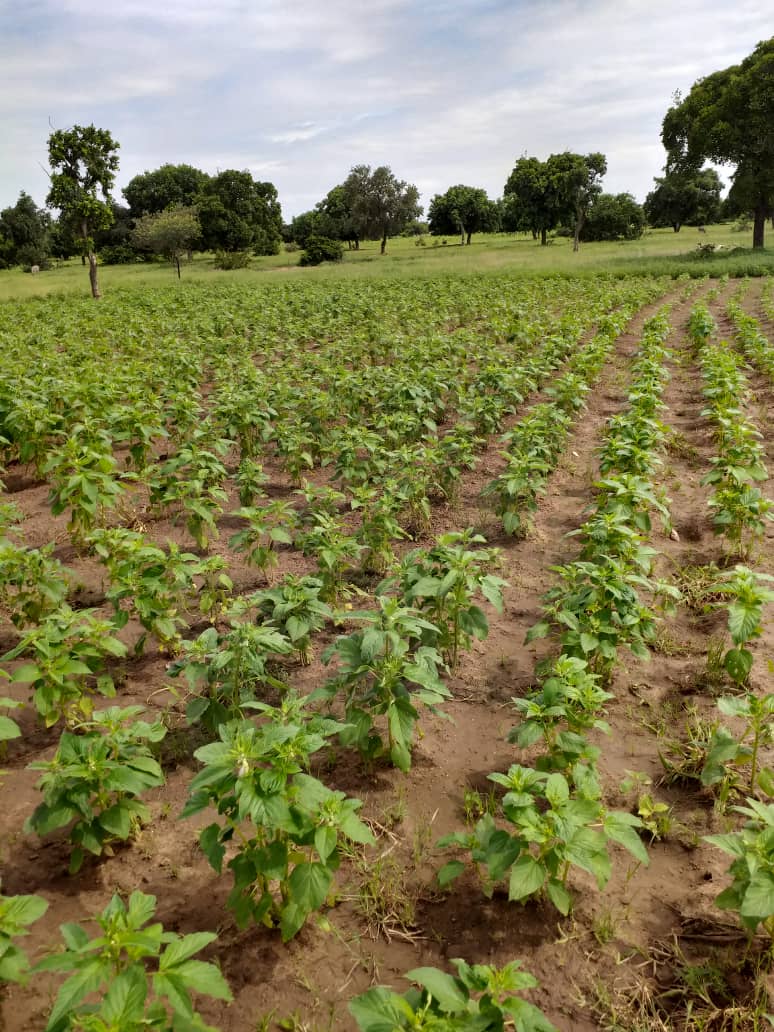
427,185,499,244
123,164,210,218
46,124,120,297
132,206,201,278
342,165,421,254
662,38,774,248
0,192,51,269
196,170,282,255
644,167,722,232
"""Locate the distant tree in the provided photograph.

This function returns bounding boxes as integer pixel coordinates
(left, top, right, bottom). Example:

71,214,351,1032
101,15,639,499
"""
132,206,201,278
342,165,422,254
582,193,645,241
196,170,282,255
503,157,551,242
503,152,606,249
428,185,499,244
316,185,361,249
662,38,774,248
123,164,210,218
299,236,345,266
0,192,51,269
544,151,607,252
644,168,722,232
46,124,120,297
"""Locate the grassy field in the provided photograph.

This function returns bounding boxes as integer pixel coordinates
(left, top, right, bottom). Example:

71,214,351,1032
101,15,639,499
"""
1,222,773,302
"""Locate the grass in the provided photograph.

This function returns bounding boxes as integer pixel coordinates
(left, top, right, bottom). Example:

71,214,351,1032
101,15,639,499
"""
2,223,774,303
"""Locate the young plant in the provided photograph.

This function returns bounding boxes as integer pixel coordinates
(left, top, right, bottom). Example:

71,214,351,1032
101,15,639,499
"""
388,530,507,669
712,565,774,686
296,512,364,603
509,655,613,772
248,575,333,665
37,890,232,1030
228,503,296,583
706,798,774,937
0,542,70,629
438,764,647,915
183,717,374,940
701,694,774,800
3,606,127,727
234,457,269,506
0,888,48,985
26,705,166,873
167,622,293,732
44,435,125,545
350,958,557,1032
320,597,450,771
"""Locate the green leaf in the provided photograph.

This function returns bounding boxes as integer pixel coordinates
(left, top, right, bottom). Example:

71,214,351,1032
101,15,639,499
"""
438,860,466,888
100,967,147,1023
406,967,468,1012
161,958,232,1002
545,878,573,915
741,871,774,923
287,862,331,913
159,932,217,971
508,855,545,901
724,647,753,684
349,987,416,1031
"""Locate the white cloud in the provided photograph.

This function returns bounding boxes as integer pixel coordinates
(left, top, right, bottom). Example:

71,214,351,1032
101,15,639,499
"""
1,0,772,216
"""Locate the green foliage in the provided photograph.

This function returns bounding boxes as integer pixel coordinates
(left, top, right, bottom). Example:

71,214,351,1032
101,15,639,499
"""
0,191,51,269
228,503,296,581
706,799,774,935
439,764,647,914
123,163,209,217
213,249,252,269
167,622,292,732
248,575,333,665
37,890,232,1030
3,605,127,726
44,435,125,545
384,529,506,669
712,565,774,687
26,705,165,873
0,888,48,985
0,540,70,628
197,170,282,255
132,205,201,277
299,235,345,266
341,165,422,253
644,168,722,231
428,185,500,244
582,192,645,241
350,958,556,1031
183,715,374,940
320,597,450,771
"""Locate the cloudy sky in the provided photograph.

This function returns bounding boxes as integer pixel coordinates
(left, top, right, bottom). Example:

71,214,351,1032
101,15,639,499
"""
1,0,771,219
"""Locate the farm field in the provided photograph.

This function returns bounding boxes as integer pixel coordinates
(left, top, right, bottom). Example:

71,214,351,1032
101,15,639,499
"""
2,268,774,1030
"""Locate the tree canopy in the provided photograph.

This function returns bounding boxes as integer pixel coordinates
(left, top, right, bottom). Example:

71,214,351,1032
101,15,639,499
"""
582,192,645,241
644,167,722,232
662,37,774,247
0,192,50,269
427,185,499,244
196,170,282,255
123,164,209,218
341,165,422,253
46,124,120,297
132,205,201,277
503,152,606,249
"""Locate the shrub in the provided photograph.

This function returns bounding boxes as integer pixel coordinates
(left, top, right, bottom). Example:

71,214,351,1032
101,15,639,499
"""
100,243,140,265
213,250,252,270
299,236,344,266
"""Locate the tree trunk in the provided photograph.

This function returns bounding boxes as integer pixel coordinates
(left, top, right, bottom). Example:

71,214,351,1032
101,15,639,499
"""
380,229,387,255
466,231,472,245
540,227,547,246
81,254,86,265
176,255,181,279
672,223,681,232
459,226,465,246
753,203,766,249
88,251,100,298
354,237,360,251
573,211,583,253
531,229,538,240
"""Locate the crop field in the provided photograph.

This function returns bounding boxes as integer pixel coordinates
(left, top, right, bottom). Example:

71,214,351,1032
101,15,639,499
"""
2,268,774,1030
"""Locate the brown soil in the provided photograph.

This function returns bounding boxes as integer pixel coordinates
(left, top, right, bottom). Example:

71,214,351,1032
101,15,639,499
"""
3,280,774,1031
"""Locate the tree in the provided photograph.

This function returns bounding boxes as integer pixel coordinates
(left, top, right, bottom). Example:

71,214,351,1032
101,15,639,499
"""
644,167,722,232
582,193,645,241
662,38,774,248
427,185,499,244
196,170,282,255
503,157,551,243
0,192,51,269
545,151,607,252
132,206,201,277
46,124,120,297
503,152,607,249
123,164,210,218
342,165,422,254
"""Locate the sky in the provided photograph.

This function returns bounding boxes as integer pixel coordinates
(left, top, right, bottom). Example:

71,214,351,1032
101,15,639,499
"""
1,0,772,220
